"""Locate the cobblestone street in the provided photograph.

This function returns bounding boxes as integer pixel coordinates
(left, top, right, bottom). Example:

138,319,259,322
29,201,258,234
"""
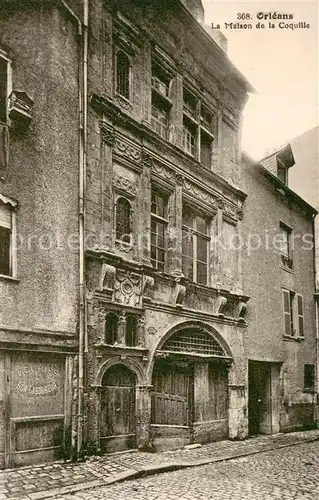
0,431,319,499
55,441,319,500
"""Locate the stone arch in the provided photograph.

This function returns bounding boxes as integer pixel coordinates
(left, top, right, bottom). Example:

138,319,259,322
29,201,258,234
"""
95,356,146,387
147,320,233,380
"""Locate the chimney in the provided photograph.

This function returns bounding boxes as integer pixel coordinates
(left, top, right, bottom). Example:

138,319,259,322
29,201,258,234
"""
180,0,204,24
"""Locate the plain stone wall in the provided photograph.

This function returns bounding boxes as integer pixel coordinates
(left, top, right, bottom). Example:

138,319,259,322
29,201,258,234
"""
0,4,79,334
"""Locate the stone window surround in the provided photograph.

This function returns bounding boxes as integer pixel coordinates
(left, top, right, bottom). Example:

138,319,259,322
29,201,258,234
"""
100,306,145,349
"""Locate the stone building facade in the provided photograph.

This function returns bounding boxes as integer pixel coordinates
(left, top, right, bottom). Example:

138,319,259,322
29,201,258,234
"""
243,154,317,434
84,0,253,453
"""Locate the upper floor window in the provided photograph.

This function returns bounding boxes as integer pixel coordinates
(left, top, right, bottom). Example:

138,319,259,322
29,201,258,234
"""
182,87,214,167
151,63,172,140
151,190,168,272
151,99,169,140
282,289,304,339
182,205,210,285
0,197,16,278
152,64,170,98
115,197,132,244
183,119,196,157
116,50,130,100
0,53,11,124
279,222,293,269
105,312,118,345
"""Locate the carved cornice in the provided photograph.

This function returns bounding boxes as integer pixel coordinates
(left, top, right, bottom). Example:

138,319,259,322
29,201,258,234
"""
183,178,218,211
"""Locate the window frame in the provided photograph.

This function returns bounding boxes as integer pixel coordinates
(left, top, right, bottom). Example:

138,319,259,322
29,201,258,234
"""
115,196,133,246
279,221,293,270
0,195,17,279
115,49,132,101
282,288,304,339
182,205,210,285
151,189,169,272
182,86,215,166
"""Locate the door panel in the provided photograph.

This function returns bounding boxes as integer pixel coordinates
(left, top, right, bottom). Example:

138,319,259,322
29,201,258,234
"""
100,365,136,453
151,360,192,426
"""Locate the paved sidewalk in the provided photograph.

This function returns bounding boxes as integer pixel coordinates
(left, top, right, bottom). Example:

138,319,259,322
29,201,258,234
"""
0,429,319,500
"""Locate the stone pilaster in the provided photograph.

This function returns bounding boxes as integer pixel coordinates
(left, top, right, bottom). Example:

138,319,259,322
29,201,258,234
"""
117,311,126,345
140,152,152,264
136,385,153,450
100,122,114,249
137,316,145,347
169,174,183,274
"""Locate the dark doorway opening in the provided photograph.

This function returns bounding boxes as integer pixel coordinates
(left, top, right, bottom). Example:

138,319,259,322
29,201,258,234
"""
248,361,273,435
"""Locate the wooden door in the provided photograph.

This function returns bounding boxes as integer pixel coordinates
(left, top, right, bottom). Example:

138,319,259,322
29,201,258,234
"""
100,365,136,453
151,360,193,426
248,361,272,435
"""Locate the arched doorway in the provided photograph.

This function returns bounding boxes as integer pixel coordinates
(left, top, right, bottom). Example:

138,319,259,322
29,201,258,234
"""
100,364,136,453
151,325,231,450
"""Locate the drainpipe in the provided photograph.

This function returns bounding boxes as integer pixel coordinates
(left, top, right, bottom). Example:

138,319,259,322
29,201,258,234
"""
77,0,89,458
59,0,87,458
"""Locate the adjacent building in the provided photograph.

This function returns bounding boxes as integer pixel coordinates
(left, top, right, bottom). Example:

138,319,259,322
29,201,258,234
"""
0,0,81,468
0,0,317,469
260,126,319,284
243,153,317,434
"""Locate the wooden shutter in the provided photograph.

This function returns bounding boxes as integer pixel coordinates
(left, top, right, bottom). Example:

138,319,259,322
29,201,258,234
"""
297,294,304,338
282,289,291,336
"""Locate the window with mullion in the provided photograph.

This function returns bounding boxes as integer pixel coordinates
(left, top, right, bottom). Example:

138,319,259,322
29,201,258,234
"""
182,208,209,285
151,191,168,272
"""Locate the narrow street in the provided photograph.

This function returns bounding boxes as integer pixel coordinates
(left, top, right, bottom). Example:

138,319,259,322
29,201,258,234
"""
55,441,319,500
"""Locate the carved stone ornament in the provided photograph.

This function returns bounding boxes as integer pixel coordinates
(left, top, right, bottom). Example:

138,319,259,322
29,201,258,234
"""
216,296,228,316
114,137,141,162
99,263,116,297
115,94,133,111
114,240,134,253
175,173,184,185
142,275,154,300
238,301,247,319
152,161,174,181
183,178,217,209
114,270,142,307
141,151,154,168
99,122,115,146
174,279,186,305
113,175,137,197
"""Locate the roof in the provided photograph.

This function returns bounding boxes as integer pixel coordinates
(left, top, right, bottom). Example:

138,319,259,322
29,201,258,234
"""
242,152,317,216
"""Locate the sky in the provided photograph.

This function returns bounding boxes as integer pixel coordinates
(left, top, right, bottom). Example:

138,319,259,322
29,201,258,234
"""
202,0,319,159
